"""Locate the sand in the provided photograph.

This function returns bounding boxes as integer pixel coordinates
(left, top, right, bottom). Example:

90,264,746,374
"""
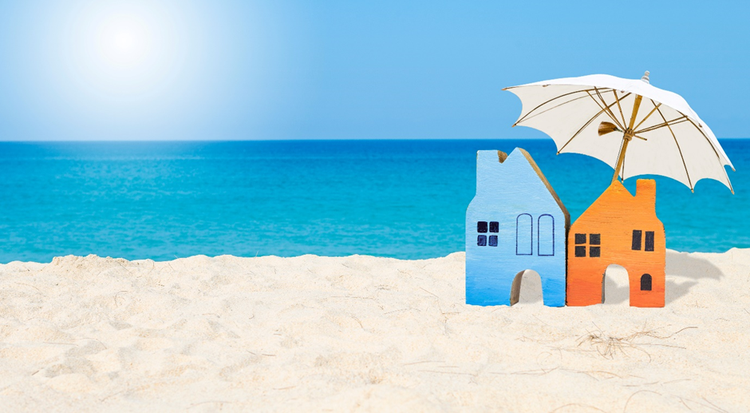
1,249,749,412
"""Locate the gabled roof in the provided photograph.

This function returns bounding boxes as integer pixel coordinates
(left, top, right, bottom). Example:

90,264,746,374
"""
573,179,659,226
512,148,568,222
477,148,569,223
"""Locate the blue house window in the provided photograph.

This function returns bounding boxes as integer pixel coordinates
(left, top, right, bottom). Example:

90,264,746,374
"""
488,234,498,246
477,221,498,247
537,214,554,256
516,214,532,255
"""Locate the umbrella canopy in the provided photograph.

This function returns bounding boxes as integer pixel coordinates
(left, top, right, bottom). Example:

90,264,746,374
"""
504,72,734,193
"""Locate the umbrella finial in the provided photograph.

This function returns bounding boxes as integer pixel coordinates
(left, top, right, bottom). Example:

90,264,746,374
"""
641,71,650,84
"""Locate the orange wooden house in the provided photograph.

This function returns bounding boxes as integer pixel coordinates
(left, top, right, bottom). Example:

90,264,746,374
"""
566,179,665,307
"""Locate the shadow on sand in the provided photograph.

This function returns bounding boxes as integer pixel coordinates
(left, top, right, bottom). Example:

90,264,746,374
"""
664,250,724,304
599,251,724,305
502,251,725,306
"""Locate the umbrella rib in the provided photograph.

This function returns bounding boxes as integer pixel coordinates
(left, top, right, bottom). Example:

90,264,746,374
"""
685,116,734,172
636,116,689,134
633,99,663,131
512,88,602,126
556,97,626,154
514,94,592,125
589,87,625,130
587,88,625,130
655,105,694,191
684,117,735,193
613,90,627,127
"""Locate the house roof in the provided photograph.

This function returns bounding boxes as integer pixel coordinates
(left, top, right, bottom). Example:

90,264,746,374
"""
572,179,660,227
507,148,569,224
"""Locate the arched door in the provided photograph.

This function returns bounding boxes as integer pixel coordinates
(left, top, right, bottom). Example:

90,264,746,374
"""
537,214,554,256
516,214,532,255
640,274,652,291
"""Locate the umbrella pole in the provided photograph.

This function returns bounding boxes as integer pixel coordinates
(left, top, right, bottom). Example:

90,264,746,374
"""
612,95,643,183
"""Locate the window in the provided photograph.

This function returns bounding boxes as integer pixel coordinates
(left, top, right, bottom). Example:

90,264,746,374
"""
574,233,601,257
537,215,554,256
645,231,655,251
476,221,498,247
489,221,499,232
488,235,498,246
477,221,488,233
589,233,600,257
574,233,586,257
632,230,642,250
640,274,652,291
632,230,655,251
516,214,532,255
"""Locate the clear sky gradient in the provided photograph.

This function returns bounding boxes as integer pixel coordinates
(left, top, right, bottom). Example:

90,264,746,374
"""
1,0,748,140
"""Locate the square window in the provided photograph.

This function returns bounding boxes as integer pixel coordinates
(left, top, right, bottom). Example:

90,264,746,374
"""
589,234,600,245
477,235,487,246
488,235,498,247
489,221,499,233
575,233,586,244
477,221,488,233
589,246,600,257
575,246,586,257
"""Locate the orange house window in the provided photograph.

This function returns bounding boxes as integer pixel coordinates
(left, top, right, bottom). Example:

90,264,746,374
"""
574,233,600,257
632,230,655,251
645,231,655,251
640,274,652,291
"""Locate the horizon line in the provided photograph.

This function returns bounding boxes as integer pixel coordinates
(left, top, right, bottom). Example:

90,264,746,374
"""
1,137,749,143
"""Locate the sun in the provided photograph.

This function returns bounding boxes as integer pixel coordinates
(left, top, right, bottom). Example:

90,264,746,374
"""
96,15,152,69
61,1,185,98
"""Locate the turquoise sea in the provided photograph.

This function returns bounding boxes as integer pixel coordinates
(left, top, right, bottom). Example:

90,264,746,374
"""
0,139,747,263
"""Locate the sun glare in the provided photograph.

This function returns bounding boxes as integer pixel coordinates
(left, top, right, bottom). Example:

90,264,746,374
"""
63,1,184,98
97,16,151,69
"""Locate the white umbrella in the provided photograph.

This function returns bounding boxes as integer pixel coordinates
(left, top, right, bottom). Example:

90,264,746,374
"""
504,72,734,193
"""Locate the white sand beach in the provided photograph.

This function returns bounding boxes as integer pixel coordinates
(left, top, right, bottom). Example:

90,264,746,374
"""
1,249,749,412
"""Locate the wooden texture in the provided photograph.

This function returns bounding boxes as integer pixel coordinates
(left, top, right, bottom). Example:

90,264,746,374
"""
466,148,569,307
566,179,665,307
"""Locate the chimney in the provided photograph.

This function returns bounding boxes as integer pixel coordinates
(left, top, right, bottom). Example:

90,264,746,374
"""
636,179,656,208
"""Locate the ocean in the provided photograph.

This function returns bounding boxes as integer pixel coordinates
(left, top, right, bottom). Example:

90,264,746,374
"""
0,139,747,263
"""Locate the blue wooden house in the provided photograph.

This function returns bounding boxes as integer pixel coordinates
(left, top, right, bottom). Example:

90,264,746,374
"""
466,148,569,306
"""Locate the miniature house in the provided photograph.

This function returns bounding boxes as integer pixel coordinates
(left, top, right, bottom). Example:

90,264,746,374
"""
466,148,569,307
566,179,665,307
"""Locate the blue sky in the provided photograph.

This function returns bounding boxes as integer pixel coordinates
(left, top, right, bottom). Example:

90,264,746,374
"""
0,0,748,140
